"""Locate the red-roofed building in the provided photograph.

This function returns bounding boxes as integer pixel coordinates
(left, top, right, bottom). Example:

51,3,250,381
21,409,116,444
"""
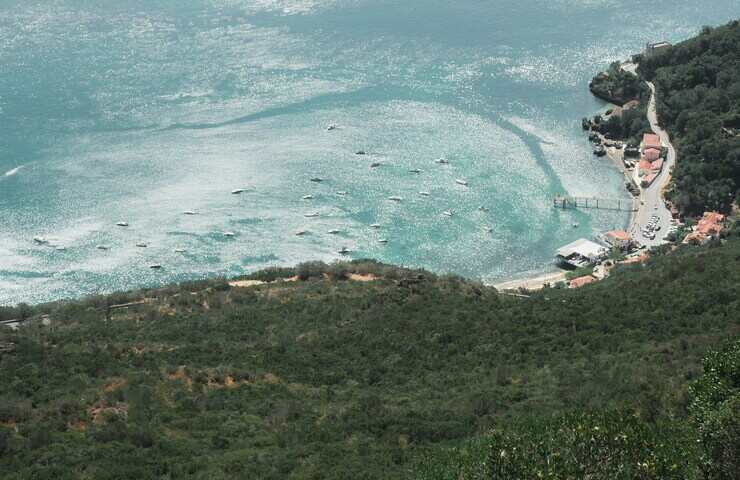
697,212,725,235
638,158,653,175
642,133,661,150
620,254,649,265
644,148,661,161
569,275,597,288
605,230,631,250
682,211,726,245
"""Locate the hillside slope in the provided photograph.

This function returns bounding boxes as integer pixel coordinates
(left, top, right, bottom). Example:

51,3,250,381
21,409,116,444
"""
639,20,740,215
1,235,739,479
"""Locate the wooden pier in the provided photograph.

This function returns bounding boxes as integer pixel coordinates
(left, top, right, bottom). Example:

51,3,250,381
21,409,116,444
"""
553,195,637,212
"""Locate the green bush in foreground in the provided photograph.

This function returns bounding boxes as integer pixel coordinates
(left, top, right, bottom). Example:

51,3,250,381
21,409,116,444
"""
690,339,740,480
417,339,740,480
416,411,697,480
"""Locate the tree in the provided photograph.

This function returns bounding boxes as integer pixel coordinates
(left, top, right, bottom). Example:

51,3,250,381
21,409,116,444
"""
689,340,740,480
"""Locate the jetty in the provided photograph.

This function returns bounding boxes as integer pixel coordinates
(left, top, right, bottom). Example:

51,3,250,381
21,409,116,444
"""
552,195,637,212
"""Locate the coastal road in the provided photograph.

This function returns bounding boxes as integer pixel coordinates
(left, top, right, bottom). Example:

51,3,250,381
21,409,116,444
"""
628,81,677,247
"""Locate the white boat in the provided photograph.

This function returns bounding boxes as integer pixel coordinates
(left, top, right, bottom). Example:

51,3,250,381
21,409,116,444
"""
310,177,323,183
486,227,494,233
223,231,236,237
455,179,468,186
336,191,348,196
231,188,245,194
370,162,381,168
572,223,579,228
408,168,422,174
304,212,320,218
478,206,489,212
418,191,431,196
327,229,340,234
295,230,307,236
97,245,109,250
174,248,187,253
327,124,337,131
55,246,66,251
116,221,129,227
136,242,148,248
338,247,351,255
149,264,162,270
388,196,403,202
33,236,48,244
377,238,388,244
435,158,449,164
370,223,381,229
443,211,454,217
183,211,197,215
302,195,314,200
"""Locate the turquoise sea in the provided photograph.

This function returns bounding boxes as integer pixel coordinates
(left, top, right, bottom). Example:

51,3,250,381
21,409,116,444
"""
1,1,738,305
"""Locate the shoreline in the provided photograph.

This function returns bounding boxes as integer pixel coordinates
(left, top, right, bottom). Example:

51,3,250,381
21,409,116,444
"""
491,270,567,291
603,142,640,234
489,99,634,293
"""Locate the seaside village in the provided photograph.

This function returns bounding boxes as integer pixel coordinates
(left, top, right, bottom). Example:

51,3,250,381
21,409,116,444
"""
554,129,728,289
551,46,728,290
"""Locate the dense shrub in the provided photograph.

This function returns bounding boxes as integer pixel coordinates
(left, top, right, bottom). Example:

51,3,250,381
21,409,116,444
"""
639,20,740,215
1,237,739,478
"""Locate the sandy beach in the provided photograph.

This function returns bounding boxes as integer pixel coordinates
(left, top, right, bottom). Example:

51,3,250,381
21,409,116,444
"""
491,270,567,291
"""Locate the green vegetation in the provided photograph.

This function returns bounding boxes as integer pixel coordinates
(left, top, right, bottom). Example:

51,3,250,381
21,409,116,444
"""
1,237,739,478
598,106,652,146
417,340,739,480
690,340,740,479
639,20,740,215
590,61,648,105
587,62,652,146
2,22,739,480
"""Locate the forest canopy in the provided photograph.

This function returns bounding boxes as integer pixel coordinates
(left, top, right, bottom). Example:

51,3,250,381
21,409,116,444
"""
639,20,740,215
1,233,739,478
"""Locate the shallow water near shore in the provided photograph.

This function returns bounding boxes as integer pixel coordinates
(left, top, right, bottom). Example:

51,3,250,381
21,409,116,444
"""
1,1,737,304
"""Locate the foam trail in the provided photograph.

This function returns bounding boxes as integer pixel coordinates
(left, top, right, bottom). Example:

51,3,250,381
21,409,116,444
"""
3,165,24,177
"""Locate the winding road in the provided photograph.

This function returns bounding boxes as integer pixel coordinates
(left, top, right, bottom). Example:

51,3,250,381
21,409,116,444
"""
621,64,677,246
628,82,677,247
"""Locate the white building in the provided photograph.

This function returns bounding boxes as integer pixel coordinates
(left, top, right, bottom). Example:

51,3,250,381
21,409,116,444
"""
556,238,608,268
644,41,671,58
